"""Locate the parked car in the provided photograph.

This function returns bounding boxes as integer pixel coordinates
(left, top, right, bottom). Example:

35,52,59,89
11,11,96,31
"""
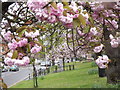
9,65,19,71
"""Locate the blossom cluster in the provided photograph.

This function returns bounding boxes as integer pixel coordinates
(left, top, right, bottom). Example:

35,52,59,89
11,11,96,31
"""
93,44,104,53
8,38,28,50
30,44,42,53
25,30,40,38
1,30,12,41
90,2,119,30
4,56,30,66
27,1,89,28
109,34,120,48
1,26,42,66
96,55,109,68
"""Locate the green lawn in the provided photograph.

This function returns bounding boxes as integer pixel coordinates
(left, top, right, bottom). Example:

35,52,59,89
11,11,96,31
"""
11,61,118,88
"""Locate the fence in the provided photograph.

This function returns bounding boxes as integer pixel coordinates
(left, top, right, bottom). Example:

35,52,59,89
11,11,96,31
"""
37,65,75,76
25,65,75,80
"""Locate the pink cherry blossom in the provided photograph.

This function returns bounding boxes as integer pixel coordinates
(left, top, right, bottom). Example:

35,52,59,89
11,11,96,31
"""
27,0,49,10
50,3,64,16
1,30,12,41
111,20,118,29
67,34,72,38
34,38,39,41
102,55,109,63
47,15,57,23
14,60,25,66
64,23,73,28
59,14,73,24
31,44,42,53
23,56,30,64
92,4,104,11
93,44,104,53
8,40,18,50
110,39,119,48
19,53,24,57
4,57,15,66
7,52,13,58
25,30,40,38
25,31,34,37
77,30,84,36
92,12,99,19
13,56,30,66
90,27,98,36
69,2,78,13
96,55,109,68
90,39,99,42
109,34,114,40
18,38,28,47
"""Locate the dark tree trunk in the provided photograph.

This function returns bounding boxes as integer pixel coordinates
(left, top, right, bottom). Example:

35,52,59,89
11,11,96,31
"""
102,19,120,84
106,60,120,84
104,40,120,84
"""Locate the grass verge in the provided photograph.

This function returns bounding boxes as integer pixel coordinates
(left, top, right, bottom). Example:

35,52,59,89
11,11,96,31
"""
11,61,117,88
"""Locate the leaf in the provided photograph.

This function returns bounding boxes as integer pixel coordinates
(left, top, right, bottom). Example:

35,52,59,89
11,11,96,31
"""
64,6,71,11
89,16,94,27
63,10,67,16
89,42,95,47
16,26,27,33
39,51,46,55
12,50,18,59
83,26,90,33
73,18,81,28
18,29,27,37
26,44,31,53
51,2,57,9
62,2,69,6
46,6,51,14
78,14,86,26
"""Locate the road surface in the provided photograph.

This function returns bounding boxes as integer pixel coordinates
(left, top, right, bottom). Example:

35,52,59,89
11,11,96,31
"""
2,66,33,88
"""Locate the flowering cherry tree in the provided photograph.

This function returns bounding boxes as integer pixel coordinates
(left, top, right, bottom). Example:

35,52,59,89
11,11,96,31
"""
27,1,120,84
0,0,120,85
1,25,42,66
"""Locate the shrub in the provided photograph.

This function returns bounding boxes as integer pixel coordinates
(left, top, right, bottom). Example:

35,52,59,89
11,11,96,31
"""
88,68,98,75
40,76,45,80
91,62,97,67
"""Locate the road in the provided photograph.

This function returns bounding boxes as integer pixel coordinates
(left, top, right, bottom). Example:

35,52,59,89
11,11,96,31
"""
2,66,33,88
